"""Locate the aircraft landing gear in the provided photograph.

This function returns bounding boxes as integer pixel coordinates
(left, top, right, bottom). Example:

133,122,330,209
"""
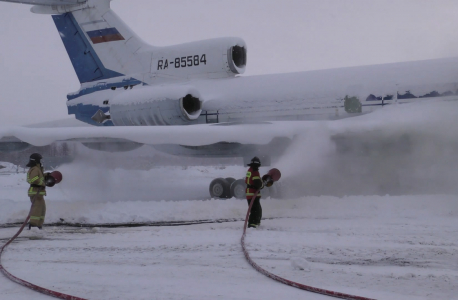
230,179,247,199
209,176,281,199
209,178,231,198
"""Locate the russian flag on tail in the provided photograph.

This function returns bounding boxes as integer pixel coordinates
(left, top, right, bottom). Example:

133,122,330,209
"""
86,28,124,44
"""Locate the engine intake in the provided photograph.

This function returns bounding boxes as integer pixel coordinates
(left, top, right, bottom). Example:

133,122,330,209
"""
228,45,247,74
180,94,202,120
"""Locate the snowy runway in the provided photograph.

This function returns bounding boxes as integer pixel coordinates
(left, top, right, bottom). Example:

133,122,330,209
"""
1,195,457,300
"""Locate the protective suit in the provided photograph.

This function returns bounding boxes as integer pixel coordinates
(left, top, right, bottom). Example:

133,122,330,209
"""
245,156,264,228
26,153,48,229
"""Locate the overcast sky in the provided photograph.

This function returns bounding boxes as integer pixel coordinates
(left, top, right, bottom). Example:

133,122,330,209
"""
1,0,458,126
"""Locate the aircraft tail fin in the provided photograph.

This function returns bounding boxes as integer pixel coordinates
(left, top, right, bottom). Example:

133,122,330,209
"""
34,0,154,83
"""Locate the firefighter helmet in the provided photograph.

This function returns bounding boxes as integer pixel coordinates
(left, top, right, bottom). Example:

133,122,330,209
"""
29,153,42,162
247,156,261,167
26,153,42,167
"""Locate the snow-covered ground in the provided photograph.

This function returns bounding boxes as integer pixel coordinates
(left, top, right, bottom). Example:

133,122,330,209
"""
2,101,458,299
1,168,458,300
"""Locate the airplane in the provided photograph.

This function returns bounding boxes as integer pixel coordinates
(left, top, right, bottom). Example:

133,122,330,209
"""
1,0,458,198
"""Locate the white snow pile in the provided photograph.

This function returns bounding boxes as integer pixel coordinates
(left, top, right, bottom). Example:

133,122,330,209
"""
0,162,17,174
290,257,311,272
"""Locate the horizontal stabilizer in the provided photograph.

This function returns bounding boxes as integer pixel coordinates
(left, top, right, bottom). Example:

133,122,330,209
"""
0,0,86,6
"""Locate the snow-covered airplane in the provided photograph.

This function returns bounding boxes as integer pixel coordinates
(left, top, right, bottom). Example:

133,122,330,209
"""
2,0,458,128
1,1,458,169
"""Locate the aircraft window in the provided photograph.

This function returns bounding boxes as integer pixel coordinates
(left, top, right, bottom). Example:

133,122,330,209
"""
232,46,246,68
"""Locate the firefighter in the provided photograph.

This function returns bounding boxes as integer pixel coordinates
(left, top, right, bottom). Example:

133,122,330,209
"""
245,156,264,228
26,153,49,230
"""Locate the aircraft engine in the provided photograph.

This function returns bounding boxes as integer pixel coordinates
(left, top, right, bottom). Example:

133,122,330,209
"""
153,37,247,77
227,44,247,75
109,86,203,126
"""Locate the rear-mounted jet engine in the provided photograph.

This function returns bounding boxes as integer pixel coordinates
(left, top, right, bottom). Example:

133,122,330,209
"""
109,87,203,126
153,37,247,78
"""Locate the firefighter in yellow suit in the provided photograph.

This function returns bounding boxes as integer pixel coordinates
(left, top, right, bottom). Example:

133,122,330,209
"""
245,156,264,228
26,153,49,230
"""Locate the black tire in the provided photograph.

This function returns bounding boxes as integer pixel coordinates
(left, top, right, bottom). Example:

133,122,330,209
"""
209,178,230,199
230,179,246,199
225,177,236,186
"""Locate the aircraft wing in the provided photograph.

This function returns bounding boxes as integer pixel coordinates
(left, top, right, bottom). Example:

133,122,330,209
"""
0,121,314,162
2,101,457,167
0,0,85,5
0,122,307,148
2,97,451,150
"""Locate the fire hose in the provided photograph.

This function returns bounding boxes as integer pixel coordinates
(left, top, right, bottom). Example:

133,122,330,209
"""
0,202,88,300
0,197,88,300
241,169,376,300
1,169,375,300
0,172,87,300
